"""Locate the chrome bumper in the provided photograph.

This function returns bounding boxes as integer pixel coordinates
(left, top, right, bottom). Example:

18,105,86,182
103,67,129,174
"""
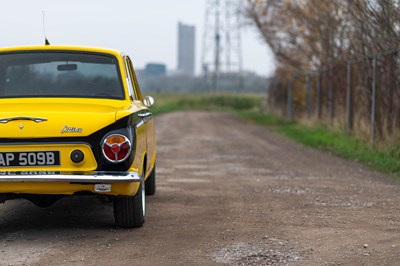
0,171,142,183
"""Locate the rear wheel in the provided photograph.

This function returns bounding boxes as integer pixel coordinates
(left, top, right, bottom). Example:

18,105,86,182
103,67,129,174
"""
113,183,145,228
145,164,156,196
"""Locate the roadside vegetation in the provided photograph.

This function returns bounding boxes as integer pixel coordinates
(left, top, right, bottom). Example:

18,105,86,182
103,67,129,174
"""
149,93,400,178
151,93,262,115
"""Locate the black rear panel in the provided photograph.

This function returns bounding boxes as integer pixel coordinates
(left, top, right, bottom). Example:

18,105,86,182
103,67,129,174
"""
0,116,136,171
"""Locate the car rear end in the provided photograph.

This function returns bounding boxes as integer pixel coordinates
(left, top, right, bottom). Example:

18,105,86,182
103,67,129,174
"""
0,46,146,228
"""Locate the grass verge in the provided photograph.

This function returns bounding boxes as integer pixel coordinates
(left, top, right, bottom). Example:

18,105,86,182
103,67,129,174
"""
237,111,400,177
150,93,400,178
150,93,262,116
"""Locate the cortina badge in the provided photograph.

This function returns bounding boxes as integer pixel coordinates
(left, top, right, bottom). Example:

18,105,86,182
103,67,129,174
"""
61,125,83,134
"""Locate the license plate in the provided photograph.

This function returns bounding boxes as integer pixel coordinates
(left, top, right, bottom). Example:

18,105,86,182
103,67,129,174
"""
0,151,60,167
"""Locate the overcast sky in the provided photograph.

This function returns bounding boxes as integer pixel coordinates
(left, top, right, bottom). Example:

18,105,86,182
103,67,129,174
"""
0,0,275,76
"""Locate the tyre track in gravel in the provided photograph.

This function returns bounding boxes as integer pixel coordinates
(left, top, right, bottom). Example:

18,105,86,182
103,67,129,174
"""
0,111,399,266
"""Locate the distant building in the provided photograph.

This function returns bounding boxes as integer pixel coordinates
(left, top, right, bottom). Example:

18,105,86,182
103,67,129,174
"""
177,22,196,76
144,63,167,78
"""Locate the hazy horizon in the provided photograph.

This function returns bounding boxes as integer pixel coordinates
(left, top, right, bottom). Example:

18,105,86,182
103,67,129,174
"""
0,0,276,77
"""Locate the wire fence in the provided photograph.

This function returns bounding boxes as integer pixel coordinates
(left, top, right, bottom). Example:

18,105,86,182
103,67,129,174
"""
267,49,400,144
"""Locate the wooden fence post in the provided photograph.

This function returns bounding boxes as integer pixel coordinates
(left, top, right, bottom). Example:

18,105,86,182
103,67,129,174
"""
370,55,377,144
287,79,293,121
316,72,322,119
345,61,353,133
328,68,334,125
306,74,312,117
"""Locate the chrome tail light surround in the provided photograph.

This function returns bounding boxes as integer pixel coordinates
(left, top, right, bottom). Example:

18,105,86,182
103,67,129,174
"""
102,134,132,163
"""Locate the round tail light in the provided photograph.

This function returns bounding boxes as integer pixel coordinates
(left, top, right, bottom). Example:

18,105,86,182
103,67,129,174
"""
102,134,131,163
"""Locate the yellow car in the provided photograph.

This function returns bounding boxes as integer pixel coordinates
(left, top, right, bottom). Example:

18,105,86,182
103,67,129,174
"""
0,45,156,228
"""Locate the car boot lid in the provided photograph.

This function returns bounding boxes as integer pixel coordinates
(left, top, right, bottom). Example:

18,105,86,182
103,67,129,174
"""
0,99,129,138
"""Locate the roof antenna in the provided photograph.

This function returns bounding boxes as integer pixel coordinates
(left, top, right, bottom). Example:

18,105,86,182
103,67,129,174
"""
42,11,50,45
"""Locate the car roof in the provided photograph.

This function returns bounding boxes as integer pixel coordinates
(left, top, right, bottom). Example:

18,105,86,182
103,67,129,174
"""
0,45,124,58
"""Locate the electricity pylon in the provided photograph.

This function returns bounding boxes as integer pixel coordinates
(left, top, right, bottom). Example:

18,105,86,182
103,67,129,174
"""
201,0,243,92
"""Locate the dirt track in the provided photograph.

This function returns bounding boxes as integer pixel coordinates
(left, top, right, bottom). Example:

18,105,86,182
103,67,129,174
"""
1,111,400,266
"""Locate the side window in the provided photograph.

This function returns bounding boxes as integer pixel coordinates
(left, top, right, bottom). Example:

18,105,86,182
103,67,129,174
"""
126,57,143,102
123,57,136,100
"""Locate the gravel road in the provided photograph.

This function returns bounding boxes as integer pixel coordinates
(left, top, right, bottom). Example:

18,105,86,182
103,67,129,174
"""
1,111,400,266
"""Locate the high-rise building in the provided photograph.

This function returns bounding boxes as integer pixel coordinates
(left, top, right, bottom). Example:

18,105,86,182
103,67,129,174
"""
177,22,196,76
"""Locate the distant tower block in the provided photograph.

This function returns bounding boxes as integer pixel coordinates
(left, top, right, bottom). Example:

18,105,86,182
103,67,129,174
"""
177,22,196,77
201,0,243,91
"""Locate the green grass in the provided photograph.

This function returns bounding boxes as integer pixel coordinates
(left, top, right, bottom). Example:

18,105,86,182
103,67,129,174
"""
149,93,400,178
151,93,261,115
237,111,400,178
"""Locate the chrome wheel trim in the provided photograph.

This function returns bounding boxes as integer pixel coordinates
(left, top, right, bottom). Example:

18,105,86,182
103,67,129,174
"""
142,183,146,216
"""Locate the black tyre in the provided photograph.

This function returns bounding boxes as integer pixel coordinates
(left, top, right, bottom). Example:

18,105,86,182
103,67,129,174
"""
145,164,156,196
113,183,145,228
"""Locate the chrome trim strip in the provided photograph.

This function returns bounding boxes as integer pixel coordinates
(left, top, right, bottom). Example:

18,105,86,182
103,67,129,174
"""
0,171,141,183
138,112,152,118
136,120,145,128
0,117,48,124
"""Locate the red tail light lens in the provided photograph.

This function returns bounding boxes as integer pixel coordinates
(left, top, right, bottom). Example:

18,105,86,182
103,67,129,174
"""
102,134,131,163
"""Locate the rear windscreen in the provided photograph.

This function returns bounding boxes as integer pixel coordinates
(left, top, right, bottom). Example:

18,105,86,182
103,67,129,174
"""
0,52,125,99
